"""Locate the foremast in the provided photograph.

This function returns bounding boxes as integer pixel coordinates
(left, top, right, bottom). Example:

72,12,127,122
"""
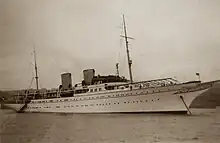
33,46,39,90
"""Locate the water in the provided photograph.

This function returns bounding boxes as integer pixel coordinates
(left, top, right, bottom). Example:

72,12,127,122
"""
0,109,220,143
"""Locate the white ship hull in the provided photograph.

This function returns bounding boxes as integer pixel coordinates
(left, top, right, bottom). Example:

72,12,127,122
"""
4,86,209,114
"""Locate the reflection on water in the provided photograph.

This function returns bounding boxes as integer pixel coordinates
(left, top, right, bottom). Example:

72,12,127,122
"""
0,109,220,143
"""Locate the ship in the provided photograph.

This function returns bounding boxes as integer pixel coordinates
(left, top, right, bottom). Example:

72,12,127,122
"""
2,15,219,114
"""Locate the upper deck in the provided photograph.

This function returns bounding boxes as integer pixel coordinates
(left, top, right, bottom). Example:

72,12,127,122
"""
6,77,196,101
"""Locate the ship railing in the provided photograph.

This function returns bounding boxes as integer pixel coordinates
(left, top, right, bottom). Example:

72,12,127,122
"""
10,88,75,99
133,78,179,87
108,77,180,89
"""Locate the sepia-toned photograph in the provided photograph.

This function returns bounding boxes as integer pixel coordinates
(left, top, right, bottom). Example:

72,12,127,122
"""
0,0,220,143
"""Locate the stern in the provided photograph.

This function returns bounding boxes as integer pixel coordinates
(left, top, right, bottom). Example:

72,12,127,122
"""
3,103,25,112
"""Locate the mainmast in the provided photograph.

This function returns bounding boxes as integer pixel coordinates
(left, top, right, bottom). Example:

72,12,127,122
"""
122,15,133,83
33,46,39,90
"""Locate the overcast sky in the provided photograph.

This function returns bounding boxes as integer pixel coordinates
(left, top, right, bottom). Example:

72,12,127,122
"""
0,0,220,90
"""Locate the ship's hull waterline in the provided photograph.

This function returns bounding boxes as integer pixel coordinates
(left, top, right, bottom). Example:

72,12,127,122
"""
4,86,209,114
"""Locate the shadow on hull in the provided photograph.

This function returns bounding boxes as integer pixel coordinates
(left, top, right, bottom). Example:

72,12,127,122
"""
16,110,188,115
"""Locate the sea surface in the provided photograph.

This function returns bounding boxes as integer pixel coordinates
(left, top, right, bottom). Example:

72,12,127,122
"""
0,108,220,143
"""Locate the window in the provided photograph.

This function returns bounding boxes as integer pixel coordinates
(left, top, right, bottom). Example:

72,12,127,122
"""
75,89,89,94
105,86,115,90
99,88,102,91
94,89,97,92
90,89,93,92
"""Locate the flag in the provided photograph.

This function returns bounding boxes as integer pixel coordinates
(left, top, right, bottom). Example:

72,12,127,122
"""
196,73,200,76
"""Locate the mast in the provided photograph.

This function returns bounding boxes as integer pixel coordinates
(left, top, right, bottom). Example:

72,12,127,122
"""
122,15,133,83
116,63,119,76
33,46,39,90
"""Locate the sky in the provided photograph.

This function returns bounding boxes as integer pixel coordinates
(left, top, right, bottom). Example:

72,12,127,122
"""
0,0,220,90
